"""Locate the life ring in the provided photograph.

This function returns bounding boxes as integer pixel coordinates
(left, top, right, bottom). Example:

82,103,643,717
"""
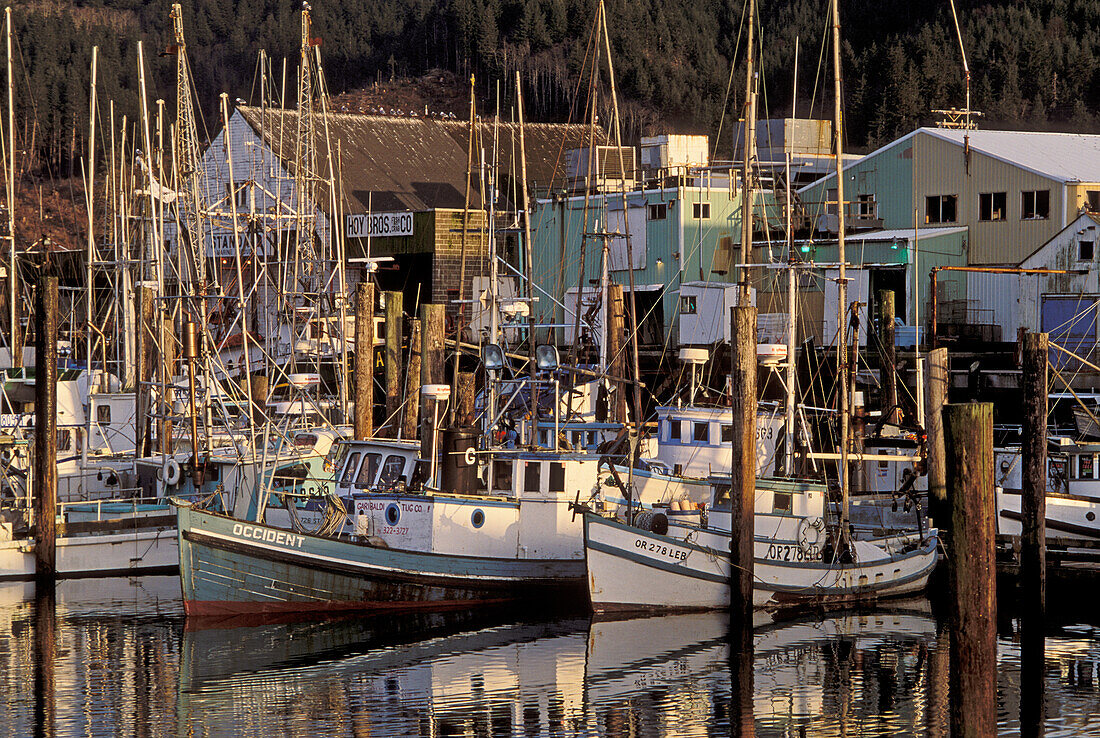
165,458,182,486
797,516,825,555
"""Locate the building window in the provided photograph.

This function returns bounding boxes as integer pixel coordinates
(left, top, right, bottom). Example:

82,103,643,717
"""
225,182,248,209
648,203,667,220
925,195,957,224
680,295,697,315
692,202,711,219
979,192,1006,221
1021,190,1050,220
1087,191,1100,212
857,194,876,218
826,188,838,215
1080,240,1095,261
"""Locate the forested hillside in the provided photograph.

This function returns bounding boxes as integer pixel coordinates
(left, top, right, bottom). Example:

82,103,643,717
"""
12,0,1100,174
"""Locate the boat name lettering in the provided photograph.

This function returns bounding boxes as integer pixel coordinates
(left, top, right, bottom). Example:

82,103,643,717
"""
765,543,818,562
634,537,688,561
232,523,305,548
360,501,425,513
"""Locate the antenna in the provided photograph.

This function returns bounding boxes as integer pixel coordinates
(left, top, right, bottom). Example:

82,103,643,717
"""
934,0,981,130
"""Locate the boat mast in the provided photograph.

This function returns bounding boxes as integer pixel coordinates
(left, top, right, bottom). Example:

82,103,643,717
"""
738,0,756,307
598,0,643,424
6,8,17,368
830,0,851,539
784,152,797,476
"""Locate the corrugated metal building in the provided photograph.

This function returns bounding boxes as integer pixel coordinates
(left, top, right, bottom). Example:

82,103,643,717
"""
799,127,1100,267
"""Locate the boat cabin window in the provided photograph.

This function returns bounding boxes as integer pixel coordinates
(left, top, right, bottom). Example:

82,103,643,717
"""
275,463,310,481
773,491,793,514
525,461,541,492
549,462,565,492
324,443,348,473
571,431,583,447
340,452,362,485
493,460,513,492
669,421,681,442
96,405,111,424
357,453,382,487
379,455,406,486
694,423,709,443
294,433,318,448
1077,454,1095,480
57,430,71,451
721,424,733,442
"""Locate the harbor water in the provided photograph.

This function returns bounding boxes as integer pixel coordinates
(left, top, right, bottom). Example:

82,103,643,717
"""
1,576,1098,736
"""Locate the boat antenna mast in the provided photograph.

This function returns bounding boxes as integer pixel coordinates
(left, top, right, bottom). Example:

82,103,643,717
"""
934,0,982,130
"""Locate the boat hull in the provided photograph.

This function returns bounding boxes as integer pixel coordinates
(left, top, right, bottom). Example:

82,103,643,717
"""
995,487,1100,541
176,501,585,616
0,521,178,581
583,514,938,613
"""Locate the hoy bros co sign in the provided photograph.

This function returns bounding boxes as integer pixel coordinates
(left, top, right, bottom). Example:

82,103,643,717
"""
346,211,414,239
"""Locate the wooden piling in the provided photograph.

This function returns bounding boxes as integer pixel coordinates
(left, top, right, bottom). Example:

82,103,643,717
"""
456,372,476,427
606,283,627,423
420,304,445,461
134,285,155,457
354,282,375,439
729,309,756,610
926,347,949,530
403,318,421,441
1020,332,1047,736
1021,332,1047,613
248,374,268,425
878,289,898,423
728,281,757,731
158,317,176,455
34,275,58,580
384,290,403,437
943,401,997,738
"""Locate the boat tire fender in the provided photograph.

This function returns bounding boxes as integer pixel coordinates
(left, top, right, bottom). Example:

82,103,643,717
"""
797,516,825,554
165,459,182,487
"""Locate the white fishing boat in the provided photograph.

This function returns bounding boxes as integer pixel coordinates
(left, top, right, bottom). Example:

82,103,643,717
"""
583,477,938,613
994,441,1100,541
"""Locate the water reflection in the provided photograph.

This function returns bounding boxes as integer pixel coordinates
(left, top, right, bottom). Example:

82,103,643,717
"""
1,578,1099,736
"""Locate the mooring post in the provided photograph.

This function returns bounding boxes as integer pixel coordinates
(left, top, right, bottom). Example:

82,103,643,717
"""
34,274,58,581
729,304,756,734
384,290,403,437
878,289,898,423
456,371,476,427
354,282,375,440
1021,331,1047,734
134,284,155,457
943,401,997,738
403,318,422,441
419,304,445,463
606,283,627,423
158,316,176,455
926,347,949,531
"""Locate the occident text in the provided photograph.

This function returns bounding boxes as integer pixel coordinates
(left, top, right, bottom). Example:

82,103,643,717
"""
232,523,305,548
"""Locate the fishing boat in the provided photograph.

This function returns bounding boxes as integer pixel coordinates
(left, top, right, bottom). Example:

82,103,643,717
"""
582,476,937,613
994,439,1100,541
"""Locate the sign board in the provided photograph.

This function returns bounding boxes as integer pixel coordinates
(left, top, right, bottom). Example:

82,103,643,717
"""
346,212,414,239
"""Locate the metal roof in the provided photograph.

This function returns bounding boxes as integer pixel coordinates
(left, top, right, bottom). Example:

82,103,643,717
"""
237,106,604,213
923,128,1100,183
